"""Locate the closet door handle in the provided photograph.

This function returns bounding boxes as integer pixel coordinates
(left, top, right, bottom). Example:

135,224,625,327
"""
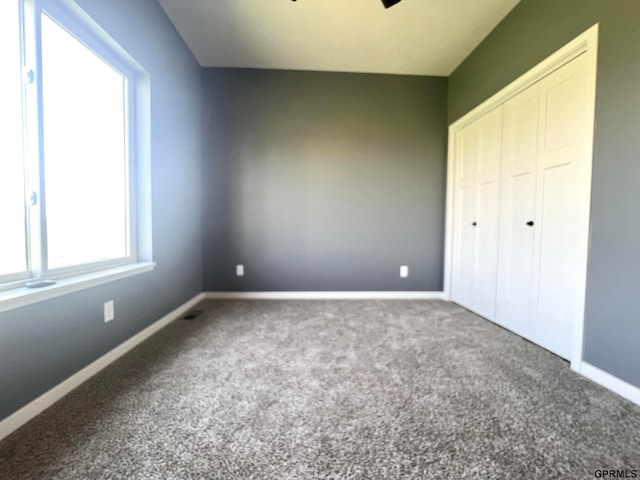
526,221,534,226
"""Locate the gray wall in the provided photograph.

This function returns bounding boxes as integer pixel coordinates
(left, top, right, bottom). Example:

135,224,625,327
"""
202,69,447,292
449,0,640,388
0,0,202,421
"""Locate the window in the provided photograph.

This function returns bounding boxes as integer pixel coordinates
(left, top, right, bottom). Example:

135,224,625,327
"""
0,0,28,282
0,0,151,305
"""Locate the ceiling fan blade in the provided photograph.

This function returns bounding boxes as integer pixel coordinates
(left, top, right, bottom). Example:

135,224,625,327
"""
381,0,402,8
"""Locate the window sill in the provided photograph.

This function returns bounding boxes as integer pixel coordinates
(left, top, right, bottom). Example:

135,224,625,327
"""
0,262,156,315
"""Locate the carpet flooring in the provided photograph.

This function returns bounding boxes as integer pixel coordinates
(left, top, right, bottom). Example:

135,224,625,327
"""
0,300,639,479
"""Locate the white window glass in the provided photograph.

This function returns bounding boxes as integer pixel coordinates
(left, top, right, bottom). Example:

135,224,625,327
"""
0,0,29,277
40,13,128,269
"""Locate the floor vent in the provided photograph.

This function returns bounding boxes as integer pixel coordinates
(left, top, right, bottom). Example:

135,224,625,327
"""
182,310,203,320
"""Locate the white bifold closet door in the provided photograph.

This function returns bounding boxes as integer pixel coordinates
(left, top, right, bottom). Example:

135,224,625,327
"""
495,53,590,359
450,108,502,320
450,52,592,360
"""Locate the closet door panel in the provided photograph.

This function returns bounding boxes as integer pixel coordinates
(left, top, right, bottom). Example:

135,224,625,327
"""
472,178,500,317
451,127,478,307
496,172,536,321
536,164,572,316
529,54,589,358
495,86,539,334
476,112,502,182
451,108,502,319
470,110,502,318
453,182,476,306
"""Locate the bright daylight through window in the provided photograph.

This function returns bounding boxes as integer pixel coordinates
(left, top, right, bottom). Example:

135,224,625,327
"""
0,0,145,297
41,14,128,269
0,0,28,281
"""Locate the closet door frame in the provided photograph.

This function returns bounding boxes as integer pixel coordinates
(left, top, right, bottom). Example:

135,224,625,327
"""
444,24,598,371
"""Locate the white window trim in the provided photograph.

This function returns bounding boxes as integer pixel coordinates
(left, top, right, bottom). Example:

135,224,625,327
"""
0,262,156,314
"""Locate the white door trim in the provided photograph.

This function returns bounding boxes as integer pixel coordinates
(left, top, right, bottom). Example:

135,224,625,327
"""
444,24,599,369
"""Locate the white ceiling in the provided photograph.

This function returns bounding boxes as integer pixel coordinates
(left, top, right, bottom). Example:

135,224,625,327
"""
158,0,521,76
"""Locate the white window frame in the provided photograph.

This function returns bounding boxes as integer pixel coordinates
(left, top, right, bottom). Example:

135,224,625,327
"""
0,0,154,313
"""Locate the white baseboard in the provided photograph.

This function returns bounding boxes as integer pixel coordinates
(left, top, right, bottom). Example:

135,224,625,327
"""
203,291,445,300
579,362,640,407
0,292,206,443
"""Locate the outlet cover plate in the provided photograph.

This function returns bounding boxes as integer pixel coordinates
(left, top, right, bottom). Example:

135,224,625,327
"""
104,300,115,323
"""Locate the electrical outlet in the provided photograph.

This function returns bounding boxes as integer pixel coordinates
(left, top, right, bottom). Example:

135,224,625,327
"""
236,264,244,277
104,300,115,323
400,265,409,278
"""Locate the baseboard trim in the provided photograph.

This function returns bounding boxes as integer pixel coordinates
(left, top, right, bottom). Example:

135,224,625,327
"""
579,362,640,407
0,292,206,443
203,291,445,300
